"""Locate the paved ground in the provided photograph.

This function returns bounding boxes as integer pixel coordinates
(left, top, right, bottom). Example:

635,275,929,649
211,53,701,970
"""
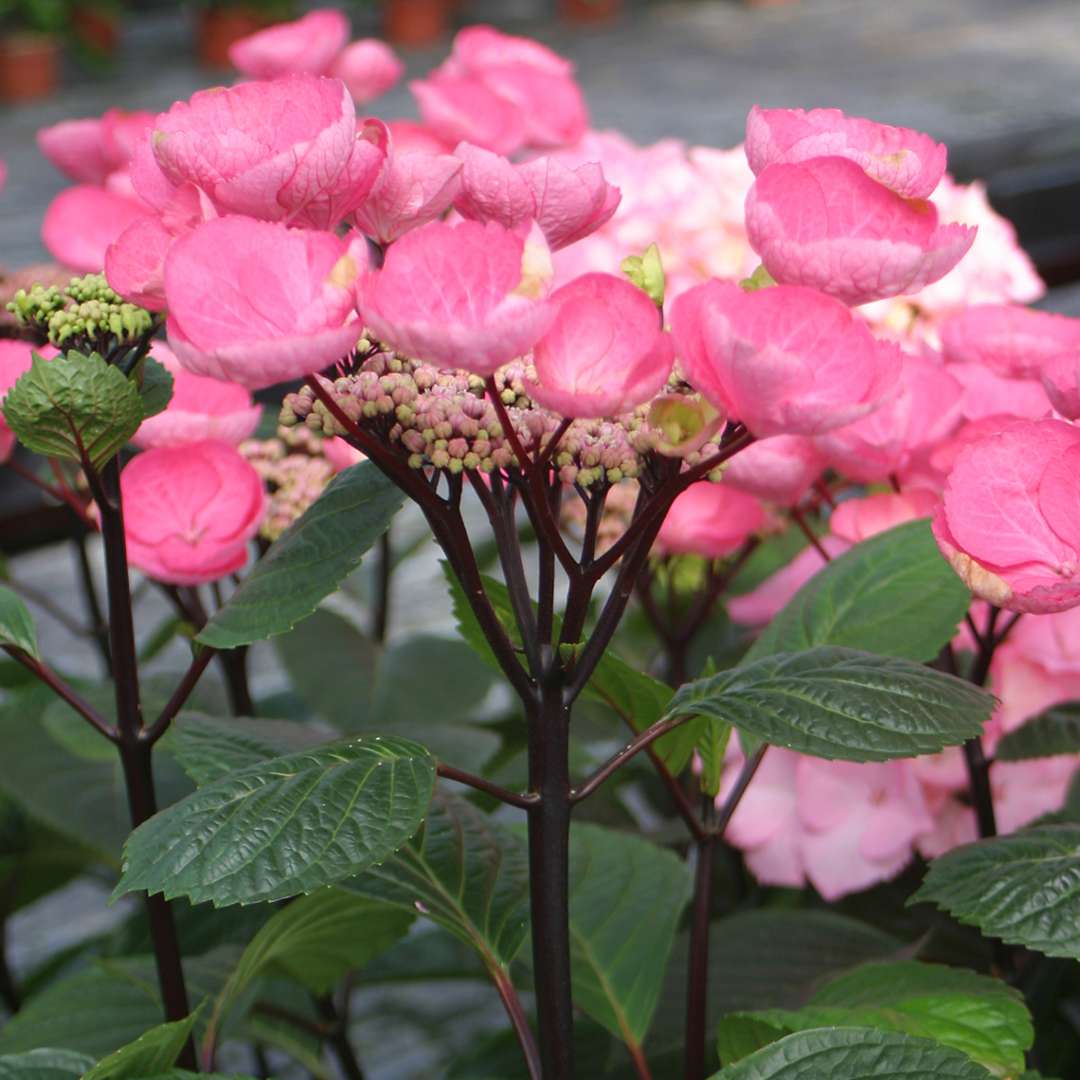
3,0,1080,266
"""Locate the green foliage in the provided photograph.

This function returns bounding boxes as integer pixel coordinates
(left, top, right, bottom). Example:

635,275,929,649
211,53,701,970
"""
566,824,691,1050
913,824,1080,959
697,715,732,797
709,1027,996,1079
996,704,1080,761
136,356,174,419
664,646,992,761
197,461,404,648
349,791,530,969
621,242,665,306
0,1050,93,1079
114,735,436,906
0,584,40,660
716,961,1032,1076
1,351,142,469
748,520,970,663
82,1014,198,1080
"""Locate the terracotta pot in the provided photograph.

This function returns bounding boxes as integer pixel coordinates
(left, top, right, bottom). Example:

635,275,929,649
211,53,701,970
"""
0,33,60,102
559,0,621,22
383,0,449,46
196,6,274,68
72,8,120,55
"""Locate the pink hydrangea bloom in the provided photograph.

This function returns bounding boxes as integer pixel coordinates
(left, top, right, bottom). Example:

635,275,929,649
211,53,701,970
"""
815,353,963,484
1,342,58,462
105,216,174,311
947,361,1053,423
655,483,766,559
745,106,947,200
323,437,364,472
37,108,153,186
933,418,1080,613
165,216,365,389
411,25,587,156
722,435,825,507
228,9,349,79
137,76,385,230
121,439,265,585
745,157,976,306
358,219,554,376
940,303,1080,376
385,120,454,156
1041,355,1080,419
330,40,405,105
42,185,154,271
829,490,939,543
527,273,672,418
132,344,262,449
670,281,900,437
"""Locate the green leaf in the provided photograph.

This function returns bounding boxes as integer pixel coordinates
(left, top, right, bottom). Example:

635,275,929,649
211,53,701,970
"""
913,824,1080,959
697,716,732,797
0,584,40,660
160,712,327,786
349,791,530,969
664,646,992,762
567,824,691,1049
996,704,1080,761
748,520,971,663
1,351,143,469
620,242,665,306
142,1074,257,1080
114,735,436,906
197,461,404,648
82,1014,198,1080
717,961,1032,1076
709,1027,996,1079
136,356,174,420
0,1050,94,1079
206,889,410,1047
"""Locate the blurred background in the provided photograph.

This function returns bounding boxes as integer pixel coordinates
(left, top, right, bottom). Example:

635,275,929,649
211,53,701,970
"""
2,0,1080,287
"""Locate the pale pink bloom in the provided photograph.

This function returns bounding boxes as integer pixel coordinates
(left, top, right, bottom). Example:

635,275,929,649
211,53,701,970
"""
829,490,939,543
940,303,1080,377
453,142,535,233
37,108,153,186
385,120,454,156
0,342,58,462
138,76,385,230
815,353,963,483
122,439,265,586
41,185,154,271
527,273,672,418
947,361,1053,423
933,418,1080,613
132,344,261,449
1042,355,1080,419
165,216,365,389
726,537,847,626
722,435,825,507
323,437,364,472
330,40,404,105
412,25,587,156
926,414,1022,485
745,157,976,307
655,483,766,559
228,9,349,79
358,219,554,376
351,143,463,247
745,106,947,200
105,216,173,311
670,281,900,437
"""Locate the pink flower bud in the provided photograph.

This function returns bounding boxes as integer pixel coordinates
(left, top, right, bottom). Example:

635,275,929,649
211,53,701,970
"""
933,418,1080,613
1,342,58,462
132,344,261,449
165,216,365,389
527,272,673,418
745,106,948,200
745,157,976,306
121,439,265,585
670,281,900,436
330,40,404,105
228,9,349,79
655,483,766,559
358,219,554,376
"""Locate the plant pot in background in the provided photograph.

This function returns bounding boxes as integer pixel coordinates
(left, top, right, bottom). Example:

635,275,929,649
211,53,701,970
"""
383,0,450,47
559,0,621,23
0,32,60,102
71,6,120,56
195,5,273,67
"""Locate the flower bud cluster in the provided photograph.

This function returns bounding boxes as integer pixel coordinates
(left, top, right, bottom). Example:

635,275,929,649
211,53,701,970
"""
6,274,154,354
280,347,728,490
239,424,336,541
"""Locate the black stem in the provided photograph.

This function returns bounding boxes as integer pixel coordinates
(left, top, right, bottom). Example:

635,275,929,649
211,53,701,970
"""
2,646,115,741
372,527,392,644
143,646,217,746
89,458,197,1070
491,964,543,1080
0,924,20,1014
437,761,539,810
314,994,365,1080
